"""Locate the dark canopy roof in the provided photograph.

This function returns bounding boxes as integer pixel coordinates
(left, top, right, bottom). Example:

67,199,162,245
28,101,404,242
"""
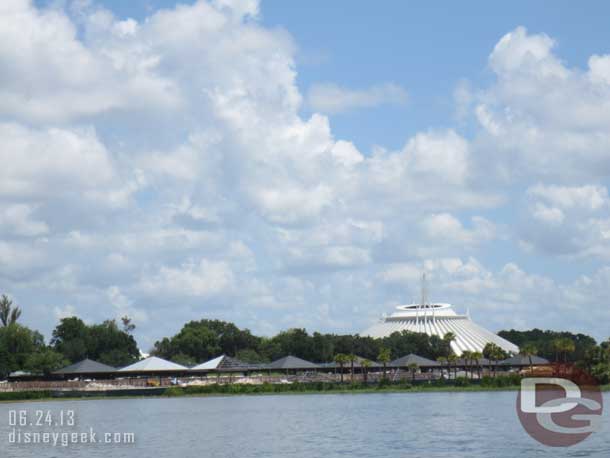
390,354,440,368
266,356,319,370
54,358,116,375
499,355,550,366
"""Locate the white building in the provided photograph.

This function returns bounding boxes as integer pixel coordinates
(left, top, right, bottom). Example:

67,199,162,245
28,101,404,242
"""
361,302,519,356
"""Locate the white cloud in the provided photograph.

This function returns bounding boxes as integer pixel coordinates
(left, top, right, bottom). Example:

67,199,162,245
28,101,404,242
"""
531,203,565,225
0,204,49,237
53,304,77,321
474,26,610,181
420,213,496,246
0,0,180,123
138,259,234,298
0,123,129,207
528,184,608,211
404,130,470,185
523,184,610,257
306,82,408,114
107,286,149,323
0,4,608,345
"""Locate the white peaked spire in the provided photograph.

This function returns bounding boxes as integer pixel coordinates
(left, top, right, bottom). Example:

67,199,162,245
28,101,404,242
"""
421,272,429,330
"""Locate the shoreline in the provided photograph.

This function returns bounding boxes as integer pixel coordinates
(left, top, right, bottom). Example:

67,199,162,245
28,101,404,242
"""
2,383,608,403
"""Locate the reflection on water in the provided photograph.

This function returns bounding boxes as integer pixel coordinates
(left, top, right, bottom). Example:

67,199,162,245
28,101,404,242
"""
1,392,609,458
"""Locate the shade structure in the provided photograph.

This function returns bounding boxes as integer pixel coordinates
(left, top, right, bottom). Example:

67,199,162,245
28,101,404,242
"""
118,356,187,373
190,355,254,372
322,356,381,369
266,356,319,370
362,303,519,356
390,354,440,368
499,355,550,366
454,357,490,367
53,358,115,376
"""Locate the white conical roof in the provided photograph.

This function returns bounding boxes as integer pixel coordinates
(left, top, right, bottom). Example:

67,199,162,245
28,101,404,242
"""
118,356,187,372
362,303,519,356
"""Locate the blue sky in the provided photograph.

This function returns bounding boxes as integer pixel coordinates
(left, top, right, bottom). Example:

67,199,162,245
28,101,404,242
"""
5,0,610,348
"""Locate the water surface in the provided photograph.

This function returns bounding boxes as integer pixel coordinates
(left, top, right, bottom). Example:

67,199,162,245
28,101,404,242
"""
1,392,608,457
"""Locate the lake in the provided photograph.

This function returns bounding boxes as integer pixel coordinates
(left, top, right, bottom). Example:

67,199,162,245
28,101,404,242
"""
1,392,608,457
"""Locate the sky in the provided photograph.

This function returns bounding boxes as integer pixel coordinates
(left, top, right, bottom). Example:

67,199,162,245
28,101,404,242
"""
2,0,610,350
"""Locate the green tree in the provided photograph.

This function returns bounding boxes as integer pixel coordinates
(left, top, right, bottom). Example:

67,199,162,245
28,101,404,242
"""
377,347,391,380
559,338,576,363
347,353,357,383
0,295,21,327
121,316,136,334
51,317,139,366
334,353,348,383
447,354,458,379
499,329,595,363
0,324,45,376
25,349,68,376
235,348,267,364
461,350,473,379
437,356,448,380
443,332,456,357
471,351,483,379
483,343,507,377
361,358,371,383
51,317,89,362
520,343,538,374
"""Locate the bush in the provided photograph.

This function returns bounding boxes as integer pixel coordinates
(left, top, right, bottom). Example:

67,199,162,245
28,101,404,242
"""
453,377,470,387
0,391,52,401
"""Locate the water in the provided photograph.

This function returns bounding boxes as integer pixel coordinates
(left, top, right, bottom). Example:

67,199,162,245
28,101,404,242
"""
1,392,609,457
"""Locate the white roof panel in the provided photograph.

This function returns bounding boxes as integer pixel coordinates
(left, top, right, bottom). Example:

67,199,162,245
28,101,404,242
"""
118,356,187,372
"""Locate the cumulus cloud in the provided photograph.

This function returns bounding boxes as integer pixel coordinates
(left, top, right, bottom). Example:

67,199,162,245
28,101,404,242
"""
420,214,496,246
0,204,49,237
306,82,408,114
474,26,610,181
137,259,235,298
1,0,182,123
528,184,608,211
0,5,609,345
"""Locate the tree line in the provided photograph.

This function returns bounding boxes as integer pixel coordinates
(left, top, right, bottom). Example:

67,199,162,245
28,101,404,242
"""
0,295,139,377
0,294,609,383
151,319,454,366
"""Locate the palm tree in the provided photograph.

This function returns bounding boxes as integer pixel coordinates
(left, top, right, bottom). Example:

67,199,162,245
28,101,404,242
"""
347,353,357,383
334,354,348,383
443,332,456,356
447,354,458,379
361,359,371,383
560,338,575,363
0,294,21,327
483,343,503,377
437,356,448,380
520,343,538,375
408,362,419,383
461,350,473,379
471,351,483,379
551,338,563,363
378,348,391,380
